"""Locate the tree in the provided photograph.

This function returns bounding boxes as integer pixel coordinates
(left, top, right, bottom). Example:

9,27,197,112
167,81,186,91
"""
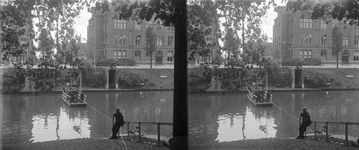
285,0,359,26
0,0,89,93
145,26,157,69
38,28,55,62
331,25,343,68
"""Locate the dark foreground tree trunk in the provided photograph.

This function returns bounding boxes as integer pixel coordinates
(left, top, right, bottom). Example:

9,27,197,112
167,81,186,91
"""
171,0,188,149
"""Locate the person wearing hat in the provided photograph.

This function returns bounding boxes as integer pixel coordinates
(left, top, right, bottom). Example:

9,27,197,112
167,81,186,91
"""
296,107,312,139
109,107,125,139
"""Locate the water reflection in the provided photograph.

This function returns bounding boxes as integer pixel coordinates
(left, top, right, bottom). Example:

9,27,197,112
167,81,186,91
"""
2,91,173,144
189,90,359,144
2,90,359,145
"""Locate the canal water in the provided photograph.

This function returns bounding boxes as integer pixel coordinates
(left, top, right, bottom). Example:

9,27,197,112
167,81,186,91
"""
1,90,359,145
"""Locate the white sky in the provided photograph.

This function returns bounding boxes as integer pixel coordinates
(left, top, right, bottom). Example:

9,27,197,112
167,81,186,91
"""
73,0,286,44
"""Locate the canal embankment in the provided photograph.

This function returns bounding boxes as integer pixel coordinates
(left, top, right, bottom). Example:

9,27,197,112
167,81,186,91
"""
2,138,358,150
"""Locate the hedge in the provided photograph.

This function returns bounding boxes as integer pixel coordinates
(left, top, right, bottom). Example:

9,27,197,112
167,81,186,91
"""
96,58,136,66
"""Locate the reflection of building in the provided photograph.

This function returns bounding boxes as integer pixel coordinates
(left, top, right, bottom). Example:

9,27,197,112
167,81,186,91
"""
87,6,174,65
274,5,359,64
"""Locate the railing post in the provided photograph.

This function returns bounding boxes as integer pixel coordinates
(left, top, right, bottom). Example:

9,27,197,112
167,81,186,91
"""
138,122,141,142
345,122,348,144
325,122,329,142
314,122,317,140
127,122,130,138
157,122,161,145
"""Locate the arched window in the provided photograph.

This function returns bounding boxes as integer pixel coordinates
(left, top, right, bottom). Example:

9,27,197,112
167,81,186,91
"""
156,50,163,56
135,50,141,61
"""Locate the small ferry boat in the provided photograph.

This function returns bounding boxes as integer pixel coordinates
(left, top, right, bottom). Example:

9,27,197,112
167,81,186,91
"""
61,87,87,107
247,86,273,107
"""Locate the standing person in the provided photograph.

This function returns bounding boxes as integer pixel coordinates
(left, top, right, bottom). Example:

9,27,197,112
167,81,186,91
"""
109,108,125,139
296,107,312,139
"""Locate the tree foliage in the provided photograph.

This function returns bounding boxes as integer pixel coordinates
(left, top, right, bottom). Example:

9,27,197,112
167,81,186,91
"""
0,0,91,93
145,26,157,69
286,0,359,26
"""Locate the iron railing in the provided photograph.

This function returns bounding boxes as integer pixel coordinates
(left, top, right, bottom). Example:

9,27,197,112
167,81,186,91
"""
123,121,173,144
310,121,359,144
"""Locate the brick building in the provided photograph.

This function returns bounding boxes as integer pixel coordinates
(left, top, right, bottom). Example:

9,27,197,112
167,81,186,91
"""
273,5,359,65
87,6,175,65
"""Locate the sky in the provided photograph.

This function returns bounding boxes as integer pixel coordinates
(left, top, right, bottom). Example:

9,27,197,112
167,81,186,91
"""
73,0,286,44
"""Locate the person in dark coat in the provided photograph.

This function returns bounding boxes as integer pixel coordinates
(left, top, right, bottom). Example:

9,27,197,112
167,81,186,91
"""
296,107,312,139
109,107,125,139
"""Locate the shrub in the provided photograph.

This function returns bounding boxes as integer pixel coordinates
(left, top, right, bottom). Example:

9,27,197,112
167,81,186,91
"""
282,58,301,66
302,58,321,66
272,67,293,88
304,70,335,88
2,67,26,93
116,59,136,66
85,68,107,88
118,70,147,87
96,58,136,66
189,66,212,93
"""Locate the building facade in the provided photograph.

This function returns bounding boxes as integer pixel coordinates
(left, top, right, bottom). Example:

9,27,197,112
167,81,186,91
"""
87,7,175,65
273,5,359,65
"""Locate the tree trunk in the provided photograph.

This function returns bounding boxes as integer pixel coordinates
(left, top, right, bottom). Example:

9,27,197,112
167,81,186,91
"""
336,51,339,68
150,51,152,69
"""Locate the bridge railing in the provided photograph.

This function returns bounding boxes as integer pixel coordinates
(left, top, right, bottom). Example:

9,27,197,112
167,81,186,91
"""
310,121,359,144
123,121,173,144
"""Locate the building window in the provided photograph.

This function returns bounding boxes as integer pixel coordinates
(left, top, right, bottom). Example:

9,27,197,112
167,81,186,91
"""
354,51,359,61
321,20,327,29
135,24,140,30
168,26,174,31
146,51,151,61
355,25,359,30
321,49,327,61
168,36,173,46
343,36,349,45
120,20,126,29
114,20,119,29
354,35,359,45
299,50,303,59
122,50,126,59
300,14,312,28
103,50,107,59
167,51,173,61
157,36,163,46
135,35,141,45
321,35,327,45
135,50,141,61
301,33,312,45
115,34,126,45
332,50,336,61
120,35,126,45
308,49,312,59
